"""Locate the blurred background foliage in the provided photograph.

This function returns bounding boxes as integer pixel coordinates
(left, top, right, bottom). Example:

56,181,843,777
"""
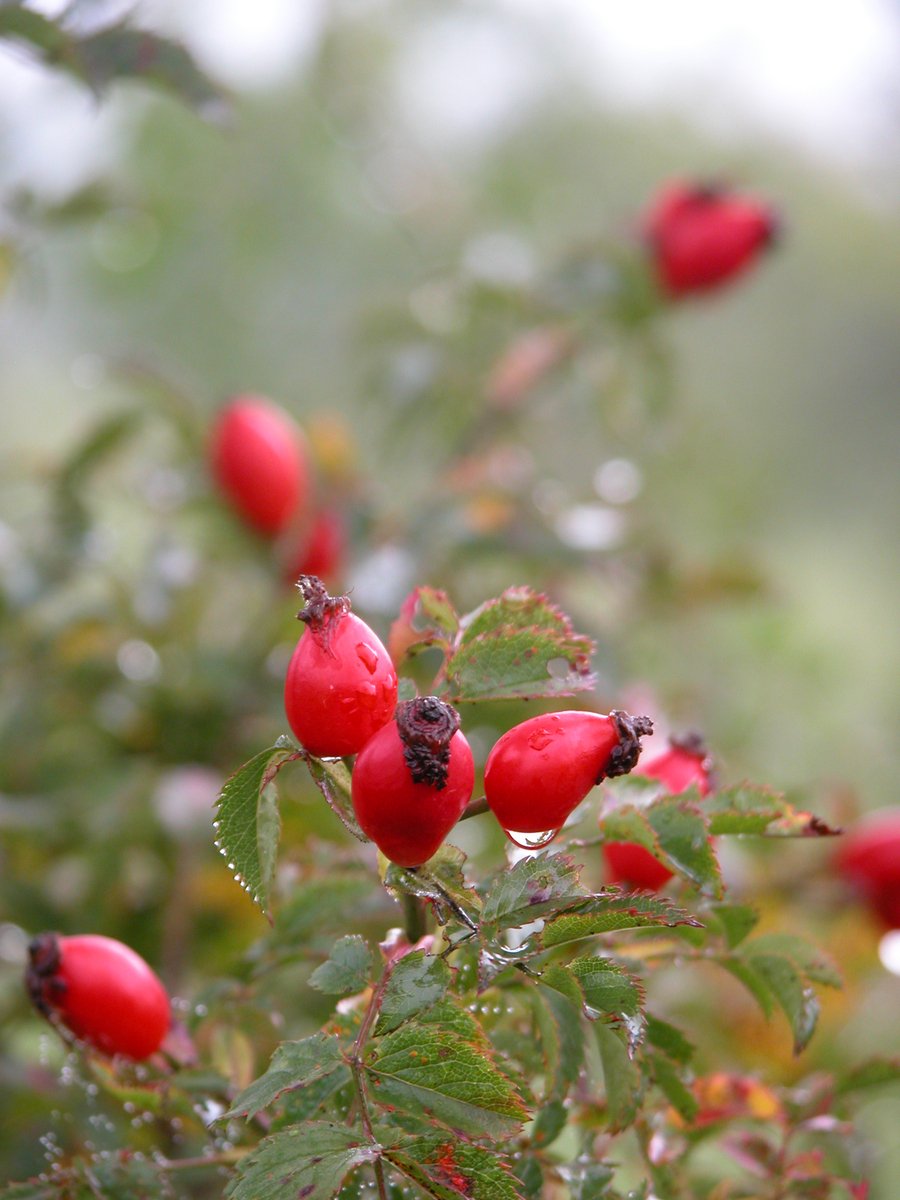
0,0,898,1193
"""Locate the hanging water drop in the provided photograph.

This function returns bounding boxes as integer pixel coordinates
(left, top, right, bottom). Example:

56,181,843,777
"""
502,827,561,850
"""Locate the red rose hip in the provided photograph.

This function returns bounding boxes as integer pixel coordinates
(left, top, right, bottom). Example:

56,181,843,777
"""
26,933,170,1061
351,697,474,867
835,809,900,929
484,710,653,844
280,507,346,588
603,733,713,891
642,181,778,298
210,394,310,536
284,575,398,758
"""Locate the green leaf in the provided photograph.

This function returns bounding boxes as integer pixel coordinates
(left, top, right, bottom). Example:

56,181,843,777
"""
385,1136,525,1200
366,1019,529,1139
0,5,223,108
377,951,452,1034
513,1155,545,1200
567,1161,617,1200
304,754,366,842
645,1016,695,1066
223,1032,348,1119
835,1057,900,1097
707,903,760,949
385,844,482,926
224,1122,381,1200
443,587,595,701
481,852,585,931
594,1025,644,1131
278,1069,352,1126
309,936,374,996
75,25,223,106
530,1099,568,1148
703,783,840,837
649,1051,698,1123
745,933,842,988
57,409,143,494
719,955,774,1019
745,953,820,1054
215,746,295,918
645,800,722,897
271,874,375,949
543,958,644,1049
540,891,702,950
0,1182,57,1200
389,587,459,662
532,986,585,1100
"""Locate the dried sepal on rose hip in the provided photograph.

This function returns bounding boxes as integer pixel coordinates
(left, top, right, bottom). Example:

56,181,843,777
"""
351,697,475,868
284,575,398,758
603,732,714,892
641,180,778,298
209,394,311,536
484,709,653,848
26,933,170,1061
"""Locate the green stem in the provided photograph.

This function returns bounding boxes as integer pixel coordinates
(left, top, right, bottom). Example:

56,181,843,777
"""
402,891,428,943
349,963,396,1200
459,795,489,821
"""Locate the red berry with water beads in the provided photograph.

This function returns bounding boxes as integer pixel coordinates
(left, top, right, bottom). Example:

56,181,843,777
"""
603,733,713,891
351,697,474,867
26,933,170,1061
642,181,778,298
835,809,900,930
484,710,653,847
209,394,310,536
284,575,398,758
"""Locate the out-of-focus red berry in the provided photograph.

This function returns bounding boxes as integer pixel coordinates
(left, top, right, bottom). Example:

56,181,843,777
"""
835,809,900,929
642,181,778,297
281,508,347,588
26,933,170,1061
209,395,311,536
603,734,713,891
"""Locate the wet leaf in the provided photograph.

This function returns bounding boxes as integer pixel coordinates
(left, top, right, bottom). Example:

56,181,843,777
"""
540,891,702,950
443,588,595,701
703,784,840,837
481,853,586,932
366,1019,529,1139
376,951,452,1034
542,958,645,1050
594,1025,644,1131
305,754,366,843
309,936,374,996
225,1122,380,1200
215,746,296,918
386,1135,525,1200
223,1033,349,1120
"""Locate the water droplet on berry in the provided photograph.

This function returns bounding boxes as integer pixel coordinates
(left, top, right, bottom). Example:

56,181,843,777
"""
502,827,561,850
355,642,379,673
527,728,556,751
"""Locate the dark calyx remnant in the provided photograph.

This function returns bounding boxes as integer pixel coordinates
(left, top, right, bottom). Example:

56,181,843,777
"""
604,710,655,780
25,932,64,1016
396,697,461,790
295,574,350,650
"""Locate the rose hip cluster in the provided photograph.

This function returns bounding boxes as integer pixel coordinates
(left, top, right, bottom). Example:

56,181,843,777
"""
209,394,346,586
283,576,661,869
